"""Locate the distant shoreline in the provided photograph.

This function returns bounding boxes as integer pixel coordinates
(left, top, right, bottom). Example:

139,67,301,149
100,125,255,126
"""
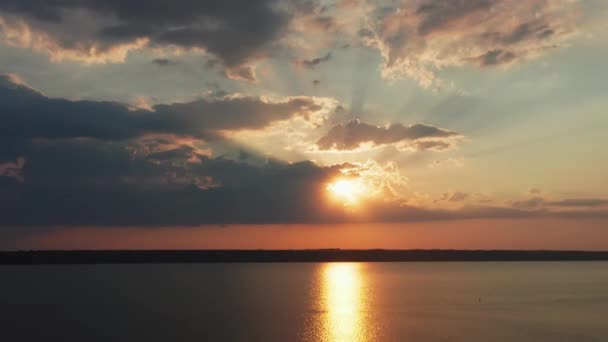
2,249,608,264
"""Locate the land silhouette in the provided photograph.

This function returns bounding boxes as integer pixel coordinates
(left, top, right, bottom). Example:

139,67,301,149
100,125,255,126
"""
2,249,608,264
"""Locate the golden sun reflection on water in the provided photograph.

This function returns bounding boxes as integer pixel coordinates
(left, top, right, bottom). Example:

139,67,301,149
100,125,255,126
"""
320,263,372,342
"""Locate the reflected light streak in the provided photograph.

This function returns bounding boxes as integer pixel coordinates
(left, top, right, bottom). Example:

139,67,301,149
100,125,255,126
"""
321,263,371,341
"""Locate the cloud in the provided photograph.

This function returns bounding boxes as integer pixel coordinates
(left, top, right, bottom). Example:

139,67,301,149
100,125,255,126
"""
359,0,580,87
549,199,608,208
289,2,338,33
0,131,606,227
511,197,608,211
0,157,25,182
0,74,333,161
448,191,469,202
0,143,350,226
430,157,465,168
0,77,570,228
0,0,300,67
476,49,517,67
1,136,603,227
509,196,608,217
223,64,257,82
294,52,332,69
512,197,546,210
152,58,174,67
316,119,462,151
434,191,470,203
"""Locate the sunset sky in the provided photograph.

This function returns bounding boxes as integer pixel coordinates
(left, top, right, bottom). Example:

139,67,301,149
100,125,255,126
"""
1,0,607,250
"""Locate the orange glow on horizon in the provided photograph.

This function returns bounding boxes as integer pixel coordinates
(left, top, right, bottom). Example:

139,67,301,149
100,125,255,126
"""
13,220,608,251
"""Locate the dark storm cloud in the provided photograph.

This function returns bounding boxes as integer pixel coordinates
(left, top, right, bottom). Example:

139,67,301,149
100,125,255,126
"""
294,52,332,69
316,119,461,151
0,0,302,66
0,74,324,161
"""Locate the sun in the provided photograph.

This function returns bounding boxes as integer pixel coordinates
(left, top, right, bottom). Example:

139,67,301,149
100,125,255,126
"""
327,178,366,205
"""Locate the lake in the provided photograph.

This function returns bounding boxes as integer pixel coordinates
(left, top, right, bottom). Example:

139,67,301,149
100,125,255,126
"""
1,262,607,341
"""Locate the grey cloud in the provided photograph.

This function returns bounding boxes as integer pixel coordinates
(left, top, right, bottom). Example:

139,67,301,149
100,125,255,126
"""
0,144,347,227
0,73,355,227
0,135,601,228
357,28,374,38
0,74,325,161
512,197,608,211
295,52,332,69
416,0,495,36
204,59,220,70
0,0,302,66
223,64,257,82
448,191,469,202
0,157,24,182
311,16,336,31
484,21,556,46
316,119,461,151
512,197,545,210
435,191,469,203
152,58,174,66
477,49,517,66
413,140,452,152
549,199,608,207
0,134,605,228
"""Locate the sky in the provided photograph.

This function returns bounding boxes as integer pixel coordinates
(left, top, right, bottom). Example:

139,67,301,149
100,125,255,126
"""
1,0,607,250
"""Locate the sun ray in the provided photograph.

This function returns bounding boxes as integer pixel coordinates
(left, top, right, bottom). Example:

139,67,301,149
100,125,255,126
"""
327,178,367,205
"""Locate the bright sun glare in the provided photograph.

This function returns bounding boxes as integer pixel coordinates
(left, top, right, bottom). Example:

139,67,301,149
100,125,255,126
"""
327,178,366,205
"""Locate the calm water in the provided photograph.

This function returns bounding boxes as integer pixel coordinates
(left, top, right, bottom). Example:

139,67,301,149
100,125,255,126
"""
1,262,607,341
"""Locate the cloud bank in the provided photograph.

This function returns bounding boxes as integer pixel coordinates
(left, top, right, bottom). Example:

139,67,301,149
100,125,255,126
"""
0,74,606,229
0,74,332,161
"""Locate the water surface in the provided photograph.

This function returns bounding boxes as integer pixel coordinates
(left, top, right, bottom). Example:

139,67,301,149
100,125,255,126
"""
1,262,607,341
